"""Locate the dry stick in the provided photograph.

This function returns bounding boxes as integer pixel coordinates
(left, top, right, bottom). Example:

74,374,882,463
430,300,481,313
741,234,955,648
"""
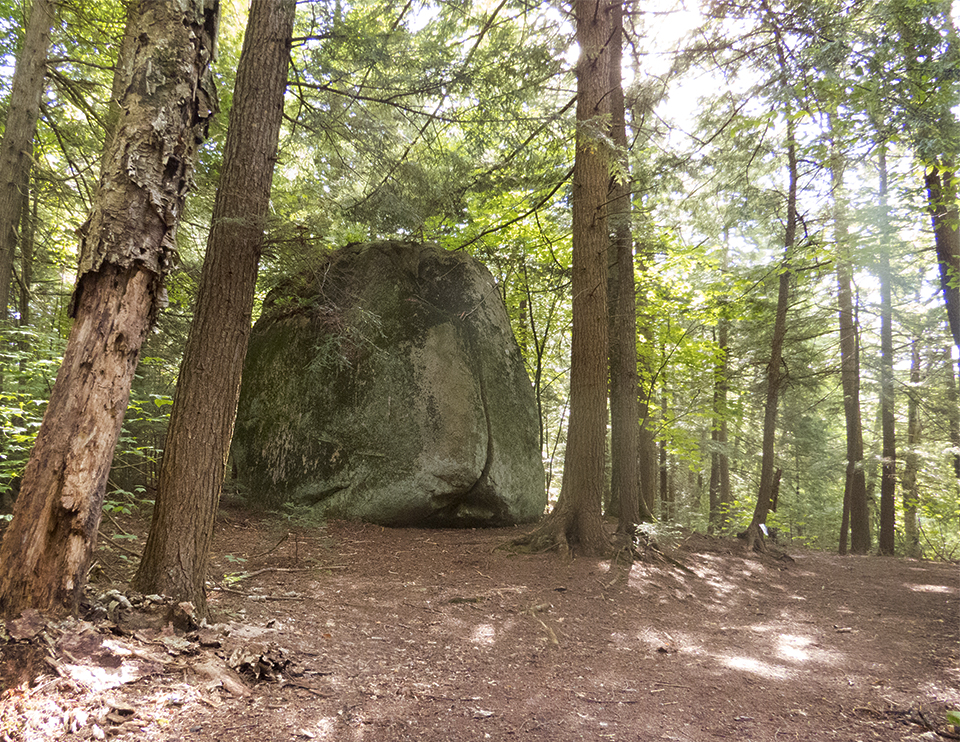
282,682,333,697
97,538,142,559
226,567,317,583
525,605,559,645
100,508,143,545
252,532,289,559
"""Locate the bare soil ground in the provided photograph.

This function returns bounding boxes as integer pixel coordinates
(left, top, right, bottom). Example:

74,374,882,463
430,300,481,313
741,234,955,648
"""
1,503,958,742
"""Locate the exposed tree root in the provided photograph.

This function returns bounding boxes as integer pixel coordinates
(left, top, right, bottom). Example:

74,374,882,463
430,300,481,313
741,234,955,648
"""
504,511,612,559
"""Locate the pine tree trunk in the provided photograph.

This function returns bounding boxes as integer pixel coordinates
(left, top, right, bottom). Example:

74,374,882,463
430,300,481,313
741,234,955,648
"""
0,0,54,318
133,0,296,613
514,0,610,557
878,145,897,556
831,137,870,556
607,0,649,540
636,240,659,515
945,346,960,481
659,379,672,520
746,124,796,552
708,241,731,534
926,164,960,350
901,336,922,558
0,0,218,618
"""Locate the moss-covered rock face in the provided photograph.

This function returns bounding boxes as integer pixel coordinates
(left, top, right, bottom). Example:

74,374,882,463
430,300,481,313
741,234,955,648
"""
231,241,546,527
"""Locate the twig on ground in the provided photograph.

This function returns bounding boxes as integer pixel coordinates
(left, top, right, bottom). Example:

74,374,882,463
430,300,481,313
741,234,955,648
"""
98,537,142,559
252,532,289,559
226,567,314,583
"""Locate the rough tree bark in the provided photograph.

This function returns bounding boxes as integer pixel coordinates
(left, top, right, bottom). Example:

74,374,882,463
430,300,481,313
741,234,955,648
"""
133,0,296,614
0,0,218,618
0,0,55,318
513,0,611,557
744,123,797,553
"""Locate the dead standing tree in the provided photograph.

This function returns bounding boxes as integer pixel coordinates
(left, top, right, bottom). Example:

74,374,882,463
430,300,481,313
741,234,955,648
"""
0,0,219,617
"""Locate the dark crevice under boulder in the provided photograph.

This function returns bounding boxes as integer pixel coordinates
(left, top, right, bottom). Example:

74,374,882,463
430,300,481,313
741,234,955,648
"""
230,240,546,527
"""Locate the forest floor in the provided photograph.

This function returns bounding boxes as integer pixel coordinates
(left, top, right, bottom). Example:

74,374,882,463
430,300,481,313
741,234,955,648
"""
0,501,958,742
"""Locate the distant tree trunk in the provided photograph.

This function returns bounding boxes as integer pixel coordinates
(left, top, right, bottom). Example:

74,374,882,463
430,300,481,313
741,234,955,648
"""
0,0,55,320
708,242,731,534
745,123,796,552
514,0,611,557
16,180,36,396
18,181,35,328
659,378,673,520
0,0,218,618
878,144,898,555
900,333,922,558
607,0,650,541
636,237,659,515
945,345,960,481
831,136,870,556
133,0,296,613
926,163,960,350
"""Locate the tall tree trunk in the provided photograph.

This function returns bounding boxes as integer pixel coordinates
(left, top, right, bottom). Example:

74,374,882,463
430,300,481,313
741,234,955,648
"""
514,0,611,557
831,135,870,556
607,0,649,540
878,144,898,555
133,0,296,613
0,0,218,618
0,0,55,319
925,164,960,350
745,123,797,552
900,332,922,558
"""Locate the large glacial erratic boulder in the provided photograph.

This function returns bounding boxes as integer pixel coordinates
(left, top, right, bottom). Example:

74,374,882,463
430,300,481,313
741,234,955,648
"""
231,241,546,527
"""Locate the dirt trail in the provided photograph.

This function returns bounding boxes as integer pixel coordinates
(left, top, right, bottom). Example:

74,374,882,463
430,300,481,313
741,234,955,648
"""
1,513,957,741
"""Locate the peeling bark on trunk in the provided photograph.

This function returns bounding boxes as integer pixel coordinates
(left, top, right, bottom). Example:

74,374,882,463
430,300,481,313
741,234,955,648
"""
0,0,55,318
514,0,611,557
0,0,219,618
134,0,296,614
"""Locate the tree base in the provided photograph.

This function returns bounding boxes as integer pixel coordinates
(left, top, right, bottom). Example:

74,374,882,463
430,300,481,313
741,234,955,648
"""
507,509,612,558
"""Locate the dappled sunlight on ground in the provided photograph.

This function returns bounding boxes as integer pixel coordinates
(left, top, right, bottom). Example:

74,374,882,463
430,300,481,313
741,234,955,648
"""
718,654,790,680
3,518,957,741
905,582,956,594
